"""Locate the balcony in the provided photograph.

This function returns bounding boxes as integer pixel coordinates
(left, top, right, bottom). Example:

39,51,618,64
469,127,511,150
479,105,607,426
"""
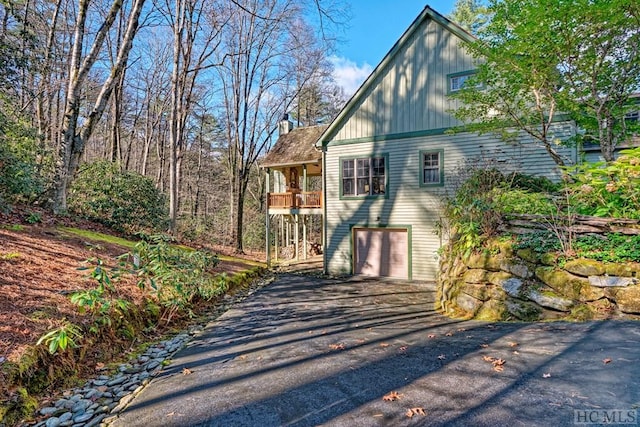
268,191,322,209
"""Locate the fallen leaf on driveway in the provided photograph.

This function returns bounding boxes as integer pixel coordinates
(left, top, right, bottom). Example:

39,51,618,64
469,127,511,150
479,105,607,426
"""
329,343,345,350
406,407,426,418
543,373,551,378
182,367,193,375
603,358,612,364
482,355,505,372
383,391,403,401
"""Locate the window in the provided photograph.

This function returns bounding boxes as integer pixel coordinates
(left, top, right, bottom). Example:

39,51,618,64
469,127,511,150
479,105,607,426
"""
447,70,479,93
450,74,471,92
341,156,386,197
420,149,444,187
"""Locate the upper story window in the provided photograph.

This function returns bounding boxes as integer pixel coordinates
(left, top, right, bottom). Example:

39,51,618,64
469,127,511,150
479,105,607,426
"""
420,149,444,187
448,70,479,94
341,156,387,197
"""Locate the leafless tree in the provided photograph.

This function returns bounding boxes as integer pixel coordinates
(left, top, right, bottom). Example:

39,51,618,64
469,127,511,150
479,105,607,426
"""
156,0,226,231
52,0,147,213
217,0,336,253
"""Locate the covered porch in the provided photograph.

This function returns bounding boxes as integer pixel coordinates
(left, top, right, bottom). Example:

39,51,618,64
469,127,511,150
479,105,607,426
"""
261,120,326,266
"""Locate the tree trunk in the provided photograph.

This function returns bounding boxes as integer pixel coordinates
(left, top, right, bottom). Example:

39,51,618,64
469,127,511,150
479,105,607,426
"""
234,178,246,253
52,0,145,213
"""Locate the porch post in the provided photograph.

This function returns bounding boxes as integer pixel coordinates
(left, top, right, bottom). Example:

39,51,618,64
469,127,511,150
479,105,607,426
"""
294,214,299,261
265,168,271,267
286,216,290,249
302,164,307,192
274,215,279,261
303,215,307,260
302,165,308,260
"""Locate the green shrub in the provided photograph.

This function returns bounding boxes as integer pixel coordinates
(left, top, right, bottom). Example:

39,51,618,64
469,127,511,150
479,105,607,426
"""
514,231,562,254
492,188,556,215
509,173,559,193
68,161,169,234
128,236,222,323
442,168,558,256
36,322,82,355
0,113,46,206
572,233,640,262
568,147,640,219
71,258,133,335
515,232,640,263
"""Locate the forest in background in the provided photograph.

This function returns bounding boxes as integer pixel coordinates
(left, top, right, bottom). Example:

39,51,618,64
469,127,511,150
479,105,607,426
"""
0,0,348,252
3,0,639,254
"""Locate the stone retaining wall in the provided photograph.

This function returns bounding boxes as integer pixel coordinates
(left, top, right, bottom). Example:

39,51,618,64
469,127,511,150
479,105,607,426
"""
437,244,640,321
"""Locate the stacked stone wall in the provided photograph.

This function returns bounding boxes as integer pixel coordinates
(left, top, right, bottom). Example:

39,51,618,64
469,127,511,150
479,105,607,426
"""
437,244,640,321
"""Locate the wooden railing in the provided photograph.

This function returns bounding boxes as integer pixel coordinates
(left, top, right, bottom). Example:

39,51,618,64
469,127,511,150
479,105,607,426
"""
268,191,322,209
297,191,322,208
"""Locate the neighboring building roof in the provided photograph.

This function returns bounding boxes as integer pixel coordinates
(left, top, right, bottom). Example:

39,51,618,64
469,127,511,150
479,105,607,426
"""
262,125,326,168
317,5,475,148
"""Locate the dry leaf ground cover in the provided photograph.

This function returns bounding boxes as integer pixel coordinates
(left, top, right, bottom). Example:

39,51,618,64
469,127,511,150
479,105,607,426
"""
0,207,264,422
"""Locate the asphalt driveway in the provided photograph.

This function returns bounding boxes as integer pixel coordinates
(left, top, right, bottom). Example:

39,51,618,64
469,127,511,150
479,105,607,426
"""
109,274,640,427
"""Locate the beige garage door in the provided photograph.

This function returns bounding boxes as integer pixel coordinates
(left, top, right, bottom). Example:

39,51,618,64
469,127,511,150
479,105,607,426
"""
353,228,408,279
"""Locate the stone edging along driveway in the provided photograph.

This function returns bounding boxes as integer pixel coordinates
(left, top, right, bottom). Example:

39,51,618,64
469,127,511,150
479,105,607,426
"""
107,274,640,427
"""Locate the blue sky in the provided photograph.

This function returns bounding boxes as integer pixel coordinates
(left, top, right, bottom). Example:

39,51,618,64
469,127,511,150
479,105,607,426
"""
331,1,457,95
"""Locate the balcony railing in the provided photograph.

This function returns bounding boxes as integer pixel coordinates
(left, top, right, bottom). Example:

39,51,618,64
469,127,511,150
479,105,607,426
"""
268,191,322,209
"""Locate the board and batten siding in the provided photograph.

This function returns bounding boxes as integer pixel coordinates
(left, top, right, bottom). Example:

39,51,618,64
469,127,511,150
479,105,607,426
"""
330,17,474,143
324,125,577,281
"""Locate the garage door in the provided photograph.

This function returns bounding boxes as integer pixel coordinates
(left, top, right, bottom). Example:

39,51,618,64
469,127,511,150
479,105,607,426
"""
353,228,409,279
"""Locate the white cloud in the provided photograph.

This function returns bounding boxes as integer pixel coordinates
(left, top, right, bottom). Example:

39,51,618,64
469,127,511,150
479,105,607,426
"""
329,55,373,97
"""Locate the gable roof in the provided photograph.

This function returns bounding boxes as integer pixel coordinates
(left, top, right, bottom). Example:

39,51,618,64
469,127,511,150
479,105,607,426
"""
261,125,326,168
317,5,475,147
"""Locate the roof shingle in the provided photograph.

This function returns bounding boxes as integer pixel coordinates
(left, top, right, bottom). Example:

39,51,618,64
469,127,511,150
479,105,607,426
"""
261,125,326,168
